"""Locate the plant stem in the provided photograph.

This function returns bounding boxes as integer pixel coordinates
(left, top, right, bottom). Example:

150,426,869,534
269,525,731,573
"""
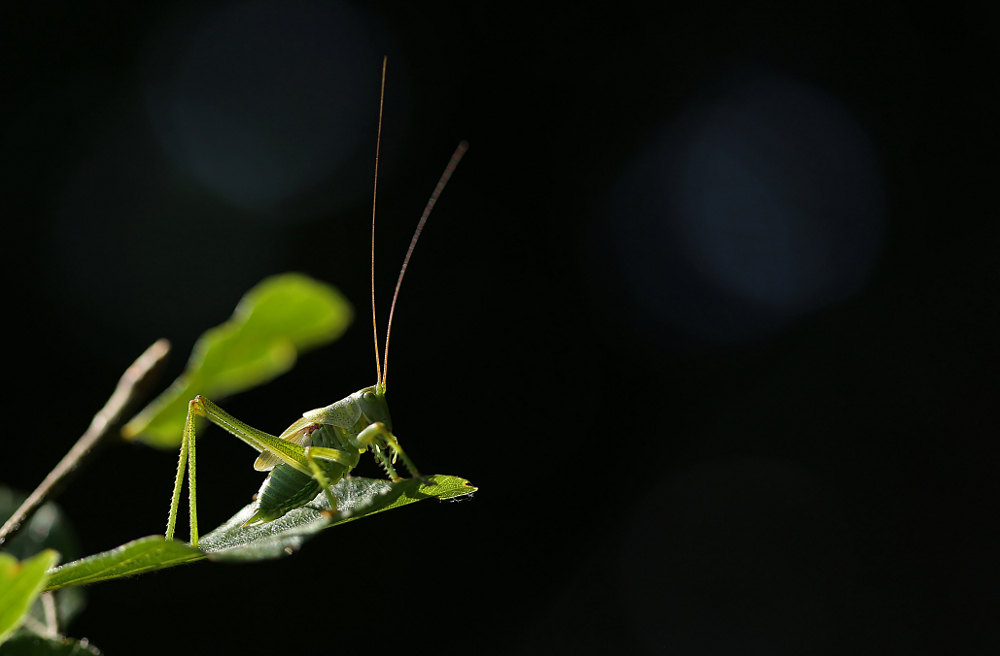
0,339,170,546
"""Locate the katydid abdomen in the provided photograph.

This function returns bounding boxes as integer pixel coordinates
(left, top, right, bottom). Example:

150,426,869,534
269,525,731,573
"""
244,424,357,527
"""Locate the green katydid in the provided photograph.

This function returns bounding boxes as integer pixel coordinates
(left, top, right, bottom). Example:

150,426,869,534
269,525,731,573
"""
165,58,468,546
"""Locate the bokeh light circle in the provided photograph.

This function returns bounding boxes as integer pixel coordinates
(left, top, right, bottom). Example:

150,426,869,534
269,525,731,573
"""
605,70,885,344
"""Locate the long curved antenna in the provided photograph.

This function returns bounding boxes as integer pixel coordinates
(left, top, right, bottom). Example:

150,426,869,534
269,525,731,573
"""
371,57,387,388
382,140,469,390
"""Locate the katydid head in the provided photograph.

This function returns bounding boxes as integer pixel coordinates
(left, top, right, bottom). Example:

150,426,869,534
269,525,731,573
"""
357,384,392,431
302,385,392,432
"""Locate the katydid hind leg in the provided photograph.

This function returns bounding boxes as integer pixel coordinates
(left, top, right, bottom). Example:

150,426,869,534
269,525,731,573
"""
165,404,194,542
165,397,203,545
165,395,334,545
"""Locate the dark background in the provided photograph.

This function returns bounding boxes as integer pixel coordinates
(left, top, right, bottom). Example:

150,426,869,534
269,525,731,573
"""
2,1,998,654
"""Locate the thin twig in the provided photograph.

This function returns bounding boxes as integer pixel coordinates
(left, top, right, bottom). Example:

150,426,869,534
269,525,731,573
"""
0,339,171,546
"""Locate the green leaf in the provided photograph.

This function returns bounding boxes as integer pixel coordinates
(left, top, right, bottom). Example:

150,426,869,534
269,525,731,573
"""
43,475,475,590
0,488,85,637
122,273,353,448
200,474,477,561
0,551,60,645
42,538,203,592
0,634,101,655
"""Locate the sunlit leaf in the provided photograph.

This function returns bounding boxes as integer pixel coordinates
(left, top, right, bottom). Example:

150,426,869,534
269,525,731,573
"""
0,488,85,638
0,551,59,645
122,273,352,448
43,476,475,590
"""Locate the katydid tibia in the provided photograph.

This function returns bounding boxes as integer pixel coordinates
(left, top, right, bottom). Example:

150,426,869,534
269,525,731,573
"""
165,59,467,546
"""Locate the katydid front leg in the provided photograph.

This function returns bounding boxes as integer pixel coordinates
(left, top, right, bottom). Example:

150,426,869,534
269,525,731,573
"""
353,422,424,483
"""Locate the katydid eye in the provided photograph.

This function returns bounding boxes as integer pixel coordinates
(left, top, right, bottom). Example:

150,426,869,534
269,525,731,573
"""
363,392,375,401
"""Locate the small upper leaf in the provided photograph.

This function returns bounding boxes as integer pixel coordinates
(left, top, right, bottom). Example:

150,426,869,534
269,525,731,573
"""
122,273,352,448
